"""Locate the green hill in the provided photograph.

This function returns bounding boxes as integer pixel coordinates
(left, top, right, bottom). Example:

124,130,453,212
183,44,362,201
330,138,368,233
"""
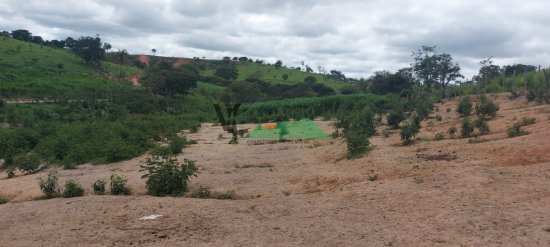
201,62,348,92
0,37,142,100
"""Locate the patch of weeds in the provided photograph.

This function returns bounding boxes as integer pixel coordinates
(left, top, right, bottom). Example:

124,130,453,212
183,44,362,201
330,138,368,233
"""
507,123,529,138
190,185,211,199
368,174,379,181
282,191,291,196
0,197,7,204
413,177,424,184
435,114,442,121
210,190,237,200
434,133,445,141
520,117,536,126
110,174,131,195
62,180,84,198
235,163,273,169
446,108,451,113
92,179,106,195
468,136,488,144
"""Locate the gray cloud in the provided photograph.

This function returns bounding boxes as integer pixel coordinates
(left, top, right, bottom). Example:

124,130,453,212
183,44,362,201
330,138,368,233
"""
1,0,549,79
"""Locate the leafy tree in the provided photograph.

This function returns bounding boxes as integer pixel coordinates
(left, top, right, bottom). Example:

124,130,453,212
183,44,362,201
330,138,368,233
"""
475,95,499,118
215,66,239,80
141,63,199,97
476,57,501,83
412,46,463,98
502,64,536,76
304,76,317,85
460,118,474,138
71,35,111,66
151,48,157,56
274,60,283,68
11,29,32,42
369,69,414,95
387,108,405,129
305,65,313,73
327,70,346,81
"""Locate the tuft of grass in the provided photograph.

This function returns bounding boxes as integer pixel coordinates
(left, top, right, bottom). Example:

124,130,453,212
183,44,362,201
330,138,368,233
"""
0,197,8,204
434,133,445,141
190,186,237,200
507,123,529,138
368,174,379,181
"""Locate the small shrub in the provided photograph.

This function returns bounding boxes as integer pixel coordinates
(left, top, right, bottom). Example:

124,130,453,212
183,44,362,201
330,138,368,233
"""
110,174,131,195
38,171,60,199
435,115,442,121
189,125,199,133
446,108,451,113
460,119,474,138
344,130,369,159
191,185,211,199
400,123,419,145
277,122,289,140
473,116,490,134
92,179,106,195
0,197,7,204
228,134,238,144
6,167,15,178
507,123,528,138
62,180,84,198
448,127,457,137
434,133,445,141
457,96,473,117
140,155,198,196
475,95,499,118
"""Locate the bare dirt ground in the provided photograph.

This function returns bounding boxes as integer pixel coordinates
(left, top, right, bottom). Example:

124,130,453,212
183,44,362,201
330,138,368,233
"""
1,93,550,246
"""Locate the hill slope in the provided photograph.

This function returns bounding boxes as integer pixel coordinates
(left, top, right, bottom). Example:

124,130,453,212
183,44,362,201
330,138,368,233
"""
0,37,142,100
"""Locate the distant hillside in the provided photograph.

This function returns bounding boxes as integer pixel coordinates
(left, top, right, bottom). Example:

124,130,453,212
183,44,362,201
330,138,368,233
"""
0,37,142,100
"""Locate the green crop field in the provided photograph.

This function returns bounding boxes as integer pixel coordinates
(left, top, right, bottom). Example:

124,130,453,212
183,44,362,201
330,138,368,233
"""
245,119,330,140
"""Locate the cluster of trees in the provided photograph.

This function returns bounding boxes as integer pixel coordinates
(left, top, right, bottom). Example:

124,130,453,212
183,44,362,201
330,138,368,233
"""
140,61,199,97
2,29,112,66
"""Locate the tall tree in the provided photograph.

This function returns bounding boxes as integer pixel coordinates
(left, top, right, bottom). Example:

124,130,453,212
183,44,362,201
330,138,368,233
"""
72,35,111,66
412,46,463,98
140,62,198,97
11,29,32,42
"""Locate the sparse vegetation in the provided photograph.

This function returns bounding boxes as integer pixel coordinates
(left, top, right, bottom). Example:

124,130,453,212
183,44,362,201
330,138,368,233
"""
235,163,273,169
190,186,237,200
434,133,445,141
435,114,442,121
6,167,15,178
520,117,536,126
473,116,490,134
0,197,7,204
448,127,457,137
368,174,379,181
507,123,529,138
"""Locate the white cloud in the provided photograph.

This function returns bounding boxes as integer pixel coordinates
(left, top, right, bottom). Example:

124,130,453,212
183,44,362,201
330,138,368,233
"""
1,0,549,79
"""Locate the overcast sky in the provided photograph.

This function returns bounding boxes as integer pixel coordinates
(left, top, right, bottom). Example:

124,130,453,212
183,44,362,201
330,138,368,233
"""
1,0,549,79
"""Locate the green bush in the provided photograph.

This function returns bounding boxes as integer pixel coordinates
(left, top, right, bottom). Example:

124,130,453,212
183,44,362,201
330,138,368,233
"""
38,170,60,199
507,123,528,138
140,155,198,196
13,153,41,174
62,180,84,198
277,122,289,140
434,133,445,141
92,179,106,195
110,174,131,195
460,119,474,138
457,96,472,117
344,131,369,158
473,116,490,134
475,95,499,118
0,197,7,204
